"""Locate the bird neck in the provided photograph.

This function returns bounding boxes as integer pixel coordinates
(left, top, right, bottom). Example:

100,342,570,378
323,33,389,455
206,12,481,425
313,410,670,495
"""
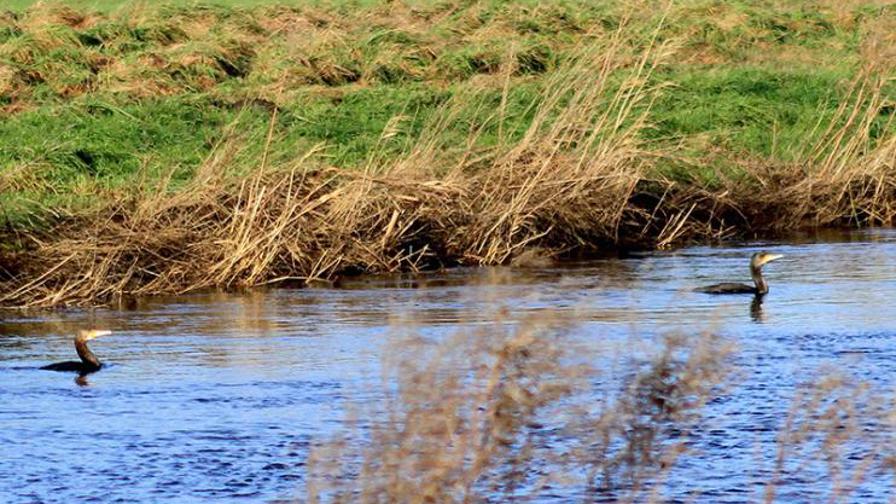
751,264,768,294
75,338,101,368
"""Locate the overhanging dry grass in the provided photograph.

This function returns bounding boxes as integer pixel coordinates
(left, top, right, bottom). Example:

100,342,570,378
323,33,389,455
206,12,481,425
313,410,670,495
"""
304,308,896,503
0,21,671,307
0,163,459,306
727,58,896,230
306,310,735,503
1,16,895,308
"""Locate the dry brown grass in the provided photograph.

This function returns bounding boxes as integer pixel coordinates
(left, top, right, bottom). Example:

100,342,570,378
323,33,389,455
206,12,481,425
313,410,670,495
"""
306,309,734,503
0,22,675,307
302,308,896,503
0,1,564,107
721,61,896,230
0,160,461,307
1,11,895,308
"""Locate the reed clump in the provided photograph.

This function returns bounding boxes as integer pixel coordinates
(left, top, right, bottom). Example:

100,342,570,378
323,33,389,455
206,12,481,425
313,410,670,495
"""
305,309,896,502
723,59,896,230
306,310,735,503
764,369,896,503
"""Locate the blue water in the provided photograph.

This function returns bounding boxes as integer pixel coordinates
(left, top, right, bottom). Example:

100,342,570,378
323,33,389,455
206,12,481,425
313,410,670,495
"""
1,228,895,502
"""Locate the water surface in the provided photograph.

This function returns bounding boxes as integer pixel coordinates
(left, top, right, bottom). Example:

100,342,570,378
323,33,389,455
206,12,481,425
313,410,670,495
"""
2,229,895,502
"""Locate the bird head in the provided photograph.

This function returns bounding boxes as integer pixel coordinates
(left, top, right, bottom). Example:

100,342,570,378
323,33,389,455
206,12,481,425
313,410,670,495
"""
76,329,112,342
750,251,784,269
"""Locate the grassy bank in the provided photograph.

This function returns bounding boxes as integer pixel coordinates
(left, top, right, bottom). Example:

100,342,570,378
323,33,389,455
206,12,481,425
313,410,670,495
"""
1,0,895,307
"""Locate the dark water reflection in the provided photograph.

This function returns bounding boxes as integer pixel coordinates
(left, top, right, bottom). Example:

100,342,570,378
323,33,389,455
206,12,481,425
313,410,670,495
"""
1,228,896,501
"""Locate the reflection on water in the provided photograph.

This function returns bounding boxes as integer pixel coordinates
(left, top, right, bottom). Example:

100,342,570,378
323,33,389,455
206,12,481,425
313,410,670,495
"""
1,229,895,501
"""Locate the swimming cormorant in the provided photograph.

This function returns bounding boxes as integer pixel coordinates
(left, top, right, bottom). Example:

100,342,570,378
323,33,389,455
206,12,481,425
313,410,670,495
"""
40,330,111,375
695,251,783,295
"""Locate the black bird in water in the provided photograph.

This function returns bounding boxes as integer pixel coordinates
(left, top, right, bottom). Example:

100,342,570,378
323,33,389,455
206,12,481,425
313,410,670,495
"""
40,330,111,375
695,251,784,295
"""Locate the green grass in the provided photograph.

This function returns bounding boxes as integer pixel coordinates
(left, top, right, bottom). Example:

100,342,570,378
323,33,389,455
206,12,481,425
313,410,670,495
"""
1,0,894,228
4,0,366,11
651,67,850,159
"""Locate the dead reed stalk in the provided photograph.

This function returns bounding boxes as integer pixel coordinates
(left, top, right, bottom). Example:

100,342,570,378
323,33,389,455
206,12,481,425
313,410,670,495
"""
764,369,896,503
306,312,896,503
307,312,729,503
306,309,734,503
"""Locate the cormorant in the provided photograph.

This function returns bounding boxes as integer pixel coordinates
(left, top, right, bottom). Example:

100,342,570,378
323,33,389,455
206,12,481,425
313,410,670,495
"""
40,330,111,375
695,251,783,295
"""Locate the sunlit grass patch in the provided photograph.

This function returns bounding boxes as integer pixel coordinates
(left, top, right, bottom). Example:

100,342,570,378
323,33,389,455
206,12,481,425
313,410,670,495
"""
650,67,850,162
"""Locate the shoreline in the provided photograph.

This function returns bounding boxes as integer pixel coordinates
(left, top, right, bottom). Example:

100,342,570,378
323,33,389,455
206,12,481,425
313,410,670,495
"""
1,1,894,308
2,166,893,309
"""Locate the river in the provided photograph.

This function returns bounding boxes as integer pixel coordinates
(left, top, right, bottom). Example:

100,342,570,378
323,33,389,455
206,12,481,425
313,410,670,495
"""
2,229,895,502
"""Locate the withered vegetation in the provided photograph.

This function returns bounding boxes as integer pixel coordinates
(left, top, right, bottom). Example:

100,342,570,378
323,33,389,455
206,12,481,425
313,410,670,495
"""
305,309,896,502
1,1,895,308
307,310,735,502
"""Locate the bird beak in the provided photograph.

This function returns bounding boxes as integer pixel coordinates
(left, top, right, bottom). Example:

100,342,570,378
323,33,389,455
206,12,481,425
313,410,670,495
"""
83,329,112,341
763,254,784,265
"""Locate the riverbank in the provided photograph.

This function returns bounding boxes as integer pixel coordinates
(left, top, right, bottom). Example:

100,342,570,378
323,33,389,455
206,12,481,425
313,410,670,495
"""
1,0,894,307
